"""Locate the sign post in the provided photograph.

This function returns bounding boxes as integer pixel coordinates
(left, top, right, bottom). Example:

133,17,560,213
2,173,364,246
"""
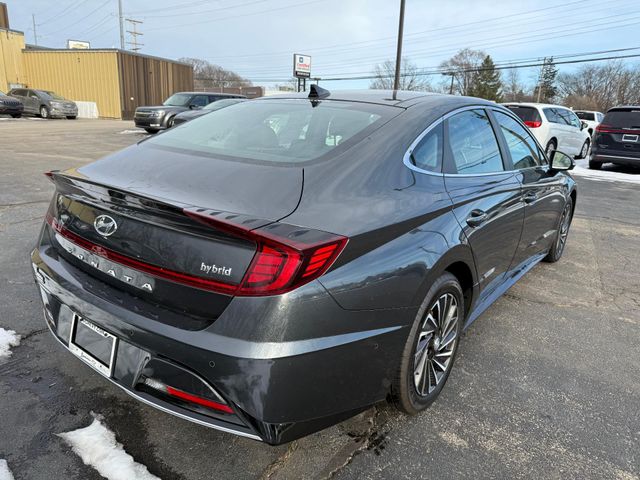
293,54,311,92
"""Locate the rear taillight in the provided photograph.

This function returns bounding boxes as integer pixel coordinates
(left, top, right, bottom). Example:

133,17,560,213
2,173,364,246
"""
184,209,348,296
141,377,233,414
596,124,611,133
596,124,640,134
524,120,541,128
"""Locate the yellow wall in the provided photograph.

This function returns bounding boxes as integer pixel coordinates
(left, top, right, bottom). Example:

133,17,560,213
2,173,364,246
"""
0,28,26,92
22,50,122,118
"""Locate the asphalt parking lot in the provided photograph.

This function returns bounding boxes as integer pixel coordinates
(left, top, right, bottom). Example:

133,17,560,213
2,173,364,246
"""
1,118,639,480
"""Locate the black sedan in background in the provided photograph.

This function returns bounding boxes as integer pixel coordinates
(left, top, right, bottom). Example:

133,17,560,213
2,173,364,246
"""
0,90,23,117
32,88,576,445
134,92,246,133
8,88,77,119
172,98,247,126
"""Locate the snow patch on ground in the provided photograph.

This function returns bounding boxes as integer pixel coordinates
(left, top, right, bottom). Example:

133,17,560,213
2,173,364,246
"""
573,159,640,184
0,328,20,362
0,460,15,480
58,415,159,480
119,129,148,135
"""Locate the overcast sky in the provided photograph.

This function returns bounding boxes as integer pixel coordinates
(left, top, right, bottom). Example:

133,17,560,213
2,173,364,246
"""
5,0,640,89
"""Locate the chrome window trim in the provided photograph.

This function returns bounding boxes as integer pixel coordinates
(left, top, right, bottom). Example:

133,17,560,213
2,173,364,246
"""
404,104,532,178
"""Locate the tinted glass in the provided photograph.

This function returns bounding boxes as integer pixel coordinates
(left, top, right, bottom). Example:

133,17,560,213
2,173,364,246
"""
163,93,192,106
494,111,543,169
190,95,209,107
575,112,595,121
447,109,504,174
147,99,388,164
555,109,574,126
411,123,443,172
543,108,559,124
504,106,541,123
602,109,640,128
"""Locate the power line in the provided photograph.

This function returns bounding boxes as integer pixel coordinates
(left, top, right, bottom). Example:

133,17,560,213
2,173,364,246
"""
40,0,111,37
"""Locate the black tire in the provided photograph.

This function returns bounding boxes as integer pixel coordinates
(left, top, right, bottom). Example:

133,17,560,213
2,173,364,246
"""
589,160,602,170
39,106,50,119
545,139,557,159
393,272,464,415
66,116,77,120
166,116,175,128
144,128,159,134
577,139,590,160
11,113,21,118
544,197,573,263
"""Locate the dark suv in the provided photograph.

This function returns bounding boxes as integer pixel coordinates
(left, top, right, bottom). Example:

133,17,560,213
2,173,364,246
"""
590,106,640,169
0,90,23,117
134,92,246,133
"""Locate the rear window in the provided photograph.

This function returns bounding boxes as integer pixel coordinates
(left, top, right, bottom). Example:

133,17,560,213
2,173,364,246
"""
147,99,391,164
503,106,541,123
575,112,595,121
602,109,640,128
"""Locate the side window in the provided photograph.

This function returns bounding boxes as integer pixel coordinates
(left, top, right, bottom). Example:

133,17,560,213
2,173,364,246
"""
410,123,443,172
447,109,504,174
568,111,581,129
28,90,39,99
543,108,558,124
190,95,209,107
208,96,220,103
555,109,571,126
494,111,543,169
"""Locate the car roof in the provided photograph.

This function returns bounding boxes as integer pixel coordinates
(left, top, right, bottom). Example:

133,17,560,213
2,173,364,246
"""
175,91,247,97
606,105,640,112
502,102,571,110
258,89,497,109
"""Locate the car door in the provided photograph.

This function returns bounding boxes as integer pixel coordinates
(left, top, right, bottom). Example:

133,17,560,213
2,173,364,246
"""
555,108,581,155
492,110,568,266
567,109,587,148
10,89,29,112
443,108,524,299
26,90,41,114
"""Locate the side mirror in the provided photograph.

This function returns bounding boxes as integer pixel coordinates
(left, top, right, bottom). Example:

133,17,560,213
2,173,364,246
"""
581,121,588,130
549,150,574,171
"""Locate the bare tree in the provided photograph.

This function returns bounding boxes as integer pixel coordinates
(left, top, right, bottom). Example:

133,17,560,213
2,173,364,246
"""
557,61,640,111
502,68,531,102
439,48,486,95
179,57,252,89
370,58,432,91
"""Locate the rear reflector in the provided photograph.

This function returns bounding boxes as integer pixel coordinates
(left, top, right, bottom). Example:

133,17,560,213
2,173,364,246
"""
524,120,541,128
142,377,233,414
184,209,348,296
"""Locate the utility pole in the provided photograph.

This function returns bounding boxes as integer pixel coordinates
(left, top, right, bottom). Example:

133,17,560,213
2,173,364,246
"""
118,0,125,49
32,14,38,45
125,18,143,52
393,0,406,92
536,57,546,103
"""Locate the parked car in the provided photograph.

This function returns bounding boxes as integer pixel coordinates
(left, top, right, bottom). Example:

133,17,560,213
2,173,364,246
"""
172,98,247,127
8,88,77,119
503,103,591,159
575,110,604,137
134,92,246,133
0,90,23,118
33,88,577,445
589,105,640,169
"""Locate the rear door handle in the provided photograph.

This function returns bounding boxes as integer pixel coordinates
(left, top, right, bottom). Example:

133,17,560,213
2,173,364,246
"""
523,191,538,204
466,209,488,227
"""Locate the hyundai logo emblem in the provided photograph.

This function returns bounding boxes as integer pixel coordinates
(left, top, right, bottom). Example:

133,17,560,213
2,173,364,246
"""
94,214,118,237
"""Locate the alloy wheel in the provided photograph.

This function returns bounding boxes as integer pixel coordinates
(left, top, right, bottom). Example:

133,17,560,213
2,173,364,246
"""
580,141,589,159
40,106,49,119
556,203,572,256
413,293,459,396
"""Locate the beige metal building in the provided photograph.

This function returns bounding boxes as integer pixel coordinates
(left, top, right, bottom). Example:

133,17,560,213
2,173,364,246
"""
1,18,193,119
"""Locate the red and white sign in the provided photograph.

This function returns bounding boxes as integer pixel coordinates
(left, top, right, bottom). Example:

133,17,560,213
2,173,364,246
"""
293,54,311,78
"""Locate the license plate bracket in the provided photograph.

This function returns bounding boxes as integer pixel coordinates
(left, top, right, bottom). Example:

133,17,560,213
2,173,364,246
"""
68,314,117,377
622,134,638,143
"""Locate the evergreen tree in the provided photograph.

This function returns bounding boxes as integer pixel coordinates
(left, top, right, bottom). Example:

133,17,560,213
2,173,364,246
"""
468,55,503,101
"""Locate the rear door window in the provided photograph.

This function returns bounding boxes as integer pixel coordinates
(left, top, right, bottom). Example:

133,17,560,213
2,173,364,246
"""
447,109,505,174
543,108,560,124
494,111,545,169
576,112,595,121
190,95,209,107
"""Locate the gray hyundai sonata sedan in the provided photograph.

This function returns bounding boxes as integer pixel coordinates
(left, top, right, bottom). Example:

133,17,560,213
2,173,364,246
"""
32,87,576,444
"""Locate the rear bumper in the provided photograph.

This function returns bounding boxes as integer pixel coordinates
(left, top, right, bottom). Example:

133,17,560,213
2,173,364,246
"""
31,234,411,444
590,152,640,165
